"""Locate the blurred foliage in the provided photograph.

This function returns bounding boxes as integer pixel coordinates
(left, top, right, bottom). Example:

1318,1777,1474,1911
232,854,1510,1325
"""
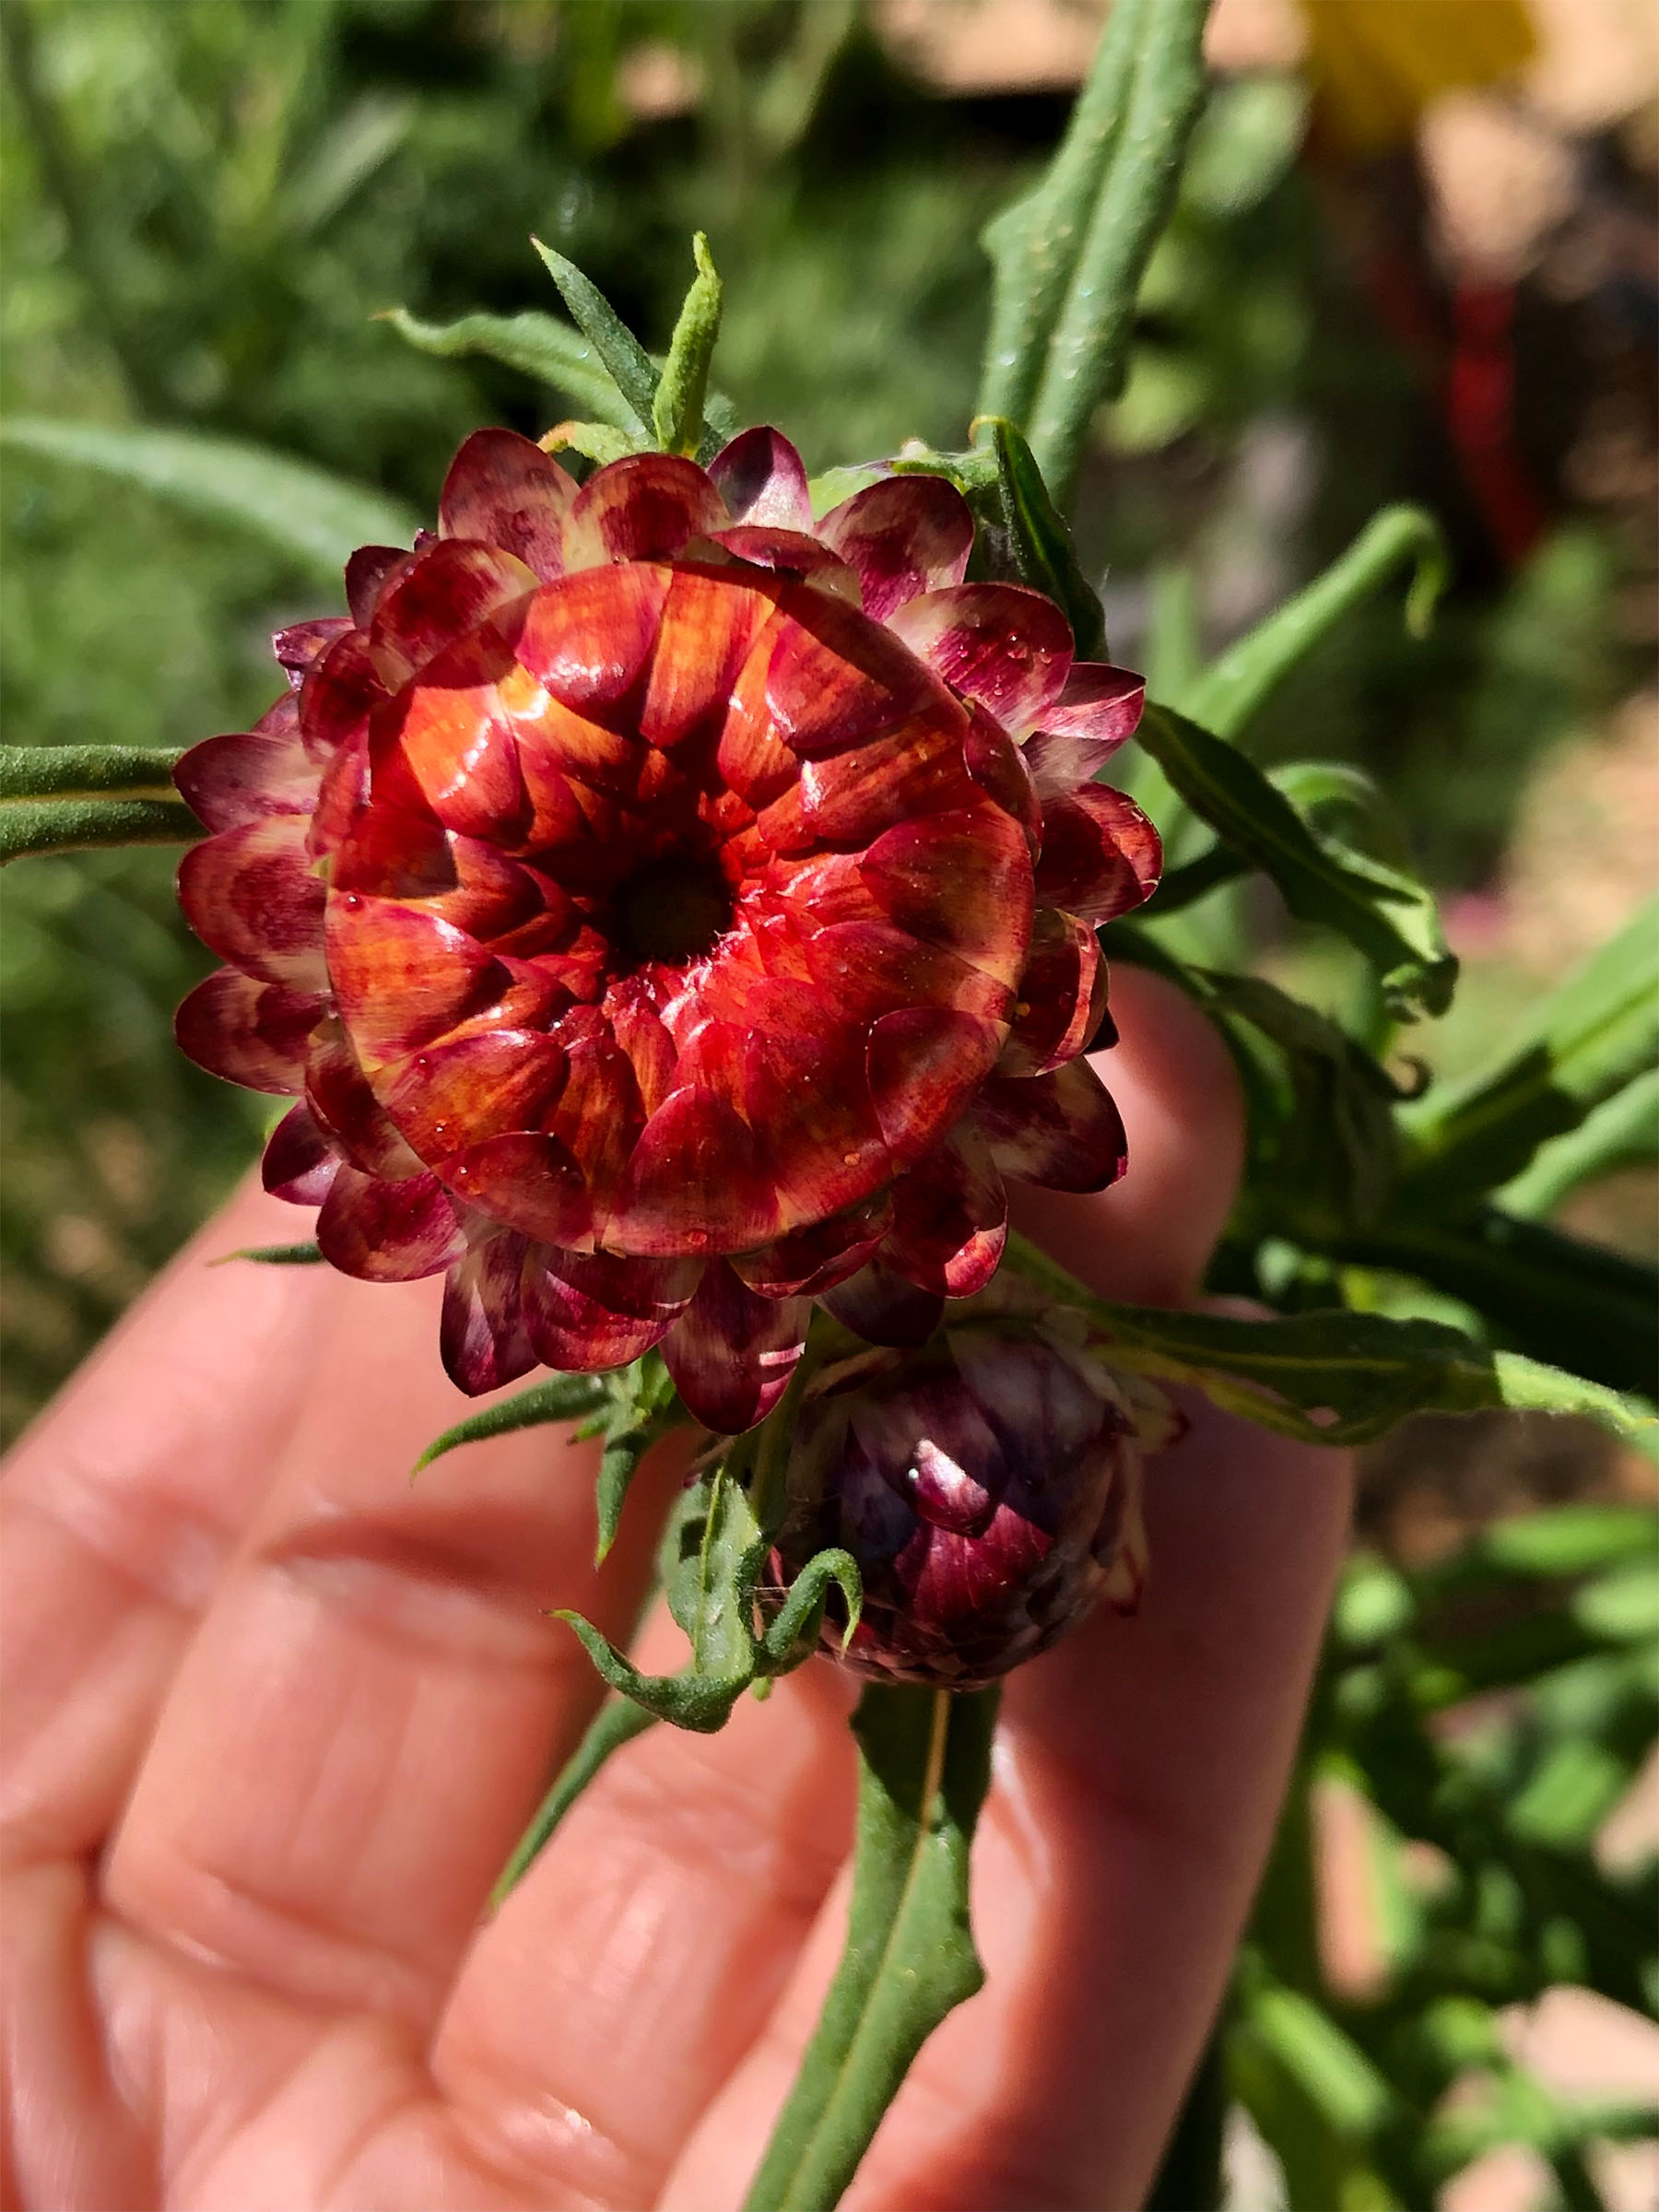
1,3,1653,2203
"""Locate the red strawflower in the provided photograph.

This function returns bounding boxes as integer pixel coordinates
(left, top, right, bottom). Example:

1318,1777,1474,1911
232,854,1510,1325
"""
173,426,1159,1431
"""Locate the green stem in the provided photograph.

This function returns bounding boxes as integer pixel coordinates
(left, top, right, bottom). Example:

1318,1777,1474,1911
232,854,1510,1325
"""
744,1683,999,2212
489,1694,659,1911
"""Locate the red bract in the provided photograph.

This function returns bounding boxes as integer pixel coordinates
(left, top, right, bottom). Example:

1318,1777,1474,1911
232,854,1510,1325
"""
770,1314,1177,1686
174,425,1160,1430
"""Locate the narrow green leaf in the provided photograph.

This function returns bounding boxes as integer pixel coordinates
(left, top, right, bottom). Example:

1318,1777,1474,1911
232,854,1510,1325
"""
1401,895,1659,1205
411,1372,606,1476
1246,1983,1394,2136
594,1419,663,1564
1181,506,1449,741
376,305,644,429
531,241,660,431
1335,1210,1657,1398
489,1694,658,1911
1,794,202,863
981,416,1106,658
1006,1231,1656,1449
1500,1065,1659,1219
1135,701,1457,1018
978,0,1210,504
210,1241,325,1266
1,743,185,801
652,232,724,461
1,417,419,579
553,1612,750,1733
744,1684,997,2212
760,1546,864,1666
546,421,640,467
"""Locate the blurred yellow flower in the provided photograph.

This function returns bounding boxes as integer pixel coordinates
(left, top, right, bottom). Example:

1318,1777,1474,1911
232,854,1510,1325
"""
1302,0,1536,151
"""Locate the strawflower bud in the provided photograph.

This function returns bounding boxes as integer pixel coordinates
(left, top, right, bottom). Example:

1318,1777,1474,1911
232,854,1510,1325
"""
771,1305,1180,1686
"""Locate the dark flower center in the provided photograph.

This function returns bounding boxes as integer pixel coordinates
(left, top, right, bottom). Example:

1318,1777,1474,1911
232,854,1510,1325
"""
614,851,735,967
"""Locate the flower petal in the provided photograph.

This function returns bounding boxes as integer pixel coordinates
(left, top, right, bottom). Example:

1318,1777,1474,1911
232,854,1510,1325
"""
882,1129,1007,1297
317,1163,465,1281
764,586,947,759
640,565,779,750
866,1005,1004,1171
820,1259,944,1347
743,1028,892,1228
300,628,383,761
514,563,672,713
261,1100,340,1206
174,725,318,834
760,714,974,854
177,817,326,991
858,804,1033,983
817,475,973,621
381,1028,566,1157
703,527,860,602
661,1261,808,1434
439,428,575,582
325,895,504,1067
441,1129,592,1245
1029,661,1145,759
1034,784,1162,922
611,1084,780,1256
887,582,1073,735
729,1191,893,1299
997,907,1109,1077
560,453,727,571
522,1247,700,1371
707,427,813,530
305,1017,424,1178
382,656,530,844
544,1029,647,1238
275,617,352,688
441,1234,539,1395
801,920,1014,1028
971,1059,1127,1192
174,970,322,1094
345,547,415,629
369,540,537,690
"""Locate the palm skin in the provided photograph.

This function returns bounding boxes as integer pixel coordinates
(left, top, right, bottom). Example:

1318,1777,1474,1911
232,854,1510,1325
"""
2,971,1351,2211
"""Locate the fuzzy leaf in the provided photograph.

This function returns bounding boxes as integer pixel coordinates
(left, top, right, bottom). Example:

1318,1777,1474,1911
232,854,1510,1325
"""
592,1351,681,1562
543,420,640,466
1135,701,1457,1018
744,1684,996,2212
1400,895,1659,1204
978,0,1210,503
489,1694,658,1909
1180,506,1449,742
212,1241,325,1266
0,742,200,863
531,241,660,431
653,231,724,460
1006,1233,1654,1449
1334,1209,1657,1400
980,416,1107,658
1,417,418,579
760,1545,864,1666
377,305,644,429
412,1372,606,1476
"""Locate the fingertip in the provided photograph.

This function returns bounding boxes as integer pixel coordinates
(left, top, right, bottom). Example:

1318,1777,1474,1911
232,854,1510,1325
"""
1009,963,1243,1306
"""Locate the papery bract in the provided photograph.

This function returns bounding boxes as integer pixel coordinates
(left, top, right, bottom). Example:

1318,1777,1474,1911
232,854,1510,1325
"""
174,425,1160,1429
770,1310,1179,1685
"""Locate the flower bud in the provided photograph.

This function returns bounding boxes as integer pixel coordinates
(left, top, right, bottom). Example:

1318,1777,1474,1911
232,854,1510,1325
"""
771,1312,1177,1686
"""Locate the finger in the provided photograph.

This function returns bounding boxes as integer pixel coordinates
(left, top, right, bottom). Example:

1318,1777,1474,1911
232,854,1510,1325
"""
2,1177,359,1866
665,1405,1352,2212
100,1247,683,2031
1009,961,1245,1305
431,970,1251,2209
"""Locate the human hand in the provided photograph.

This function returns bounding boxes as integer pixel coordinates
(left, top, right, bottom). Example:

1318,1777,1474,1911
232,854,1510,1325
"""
3,969,1352,2211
